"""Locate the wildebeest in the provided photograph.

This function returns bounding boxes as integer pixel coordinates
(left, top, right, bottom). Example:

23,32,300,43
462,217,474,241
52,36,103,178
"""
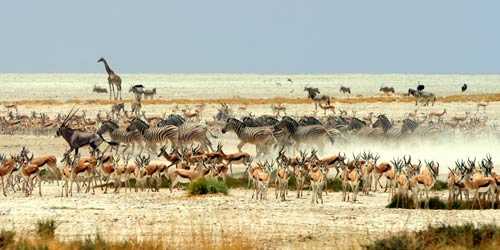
56,107,118,159
304,87,330,110
340,86,351,94
379,86,395,94
92,85,108,93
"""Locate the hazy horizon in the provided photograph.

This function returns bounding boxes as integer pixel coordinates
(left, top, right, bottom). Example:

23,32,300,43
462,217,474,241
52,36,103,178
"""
1,1,499,74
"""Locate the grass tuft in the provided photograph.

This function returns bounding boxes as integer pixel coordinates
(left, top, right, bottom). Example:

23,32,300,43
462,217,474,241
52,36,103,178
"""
365,224,500,250
187,177,228,195
386,194,499,209
35,218,59,238
0,229,16,248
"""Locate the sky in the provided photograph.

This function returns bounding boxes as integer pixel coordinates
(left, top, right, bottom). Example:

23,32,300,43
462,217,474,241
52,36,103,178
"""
0,0,499,74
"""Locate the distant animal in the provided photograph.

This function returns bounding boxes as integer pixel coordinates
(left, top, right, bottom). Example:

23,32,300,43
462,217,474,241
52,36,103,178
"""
144,88,157,99
287,78,293,83
462,83,468,92
97,57,122,100
417,84,425,91
379,86,395,94
408,88,436,106
304,87,330,110
129,84,145,95
92,85,108,93
340,86,351,94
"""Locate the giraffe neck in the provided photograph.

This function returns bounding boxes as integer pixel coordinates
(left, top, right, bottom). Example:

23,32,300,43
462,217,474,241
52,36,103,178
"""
101,59,115,75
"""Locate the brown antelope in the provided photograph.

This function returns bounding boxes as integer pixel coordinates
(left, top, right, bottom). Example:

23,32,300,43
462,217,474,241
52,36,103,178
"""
309,150,346,195
218,146,251,175
293,153,309,199
0,154,18,196
60,156,72,197
318,103,335,115
237,104,248,116
410,160,439,209
158,145,183,168
457,160,496,209
181,108,200,122
407,109,418,119
275,161,291,201
208,161,228,183
66,154,96,196
19,147,60,185
428,109,446,122
360,152,374,195
96,155,119,193
310,165,327,204
385,158,402,199
167,158,206,193
370,153,393,192
253,161,272,200
476,101,489,113
244,159,260,196
272,103,287,117
452,111,470,123
16,154,42,196
340,161,362,202
447,166,468,202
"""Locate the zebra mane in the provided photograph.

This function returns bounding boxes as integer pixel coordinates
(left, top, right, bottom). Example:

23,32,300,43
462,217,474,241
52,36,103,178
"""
132,117,150,129
105,120,119,129
242,117,261,127
279,116,299,134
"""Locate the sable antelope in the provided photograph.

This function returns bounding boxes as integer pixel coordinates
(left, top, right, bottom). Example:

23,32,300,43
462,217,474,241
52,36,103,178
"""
477,101,489,113
92,85,108,93
340,85,351,94
379,86,395,94
144,88,157,99
56,107,118,160
304,86,331,110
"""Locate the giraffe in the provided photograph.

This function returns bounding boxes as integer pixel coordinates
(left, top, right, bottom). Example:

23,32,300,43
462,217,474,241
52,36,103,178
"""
97,57,122,100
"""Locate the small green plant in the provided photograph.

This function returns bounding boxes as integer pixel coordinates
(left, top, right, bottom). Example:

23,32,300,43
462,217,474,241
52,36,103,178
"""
36,218,59,238
387,194,499,210
433,180,448,191
0,229,16,248
187,178,228,195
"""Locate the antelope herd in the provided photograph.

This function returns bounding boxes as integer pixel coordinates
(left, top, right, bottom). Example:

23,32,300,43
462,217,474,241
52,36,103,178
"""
0,75,499,210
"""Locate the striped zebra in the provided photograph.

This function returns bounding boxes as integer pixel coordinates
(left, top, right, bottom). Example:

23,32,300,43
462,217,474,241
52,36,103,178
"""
158,114,216,152
97,120,145,156
274,116,335,153
127,117,179,153
400,118,441,140
242,116,293,151
408,88,436,106
221,118,275,157
372,115,402,139
348,117,385,139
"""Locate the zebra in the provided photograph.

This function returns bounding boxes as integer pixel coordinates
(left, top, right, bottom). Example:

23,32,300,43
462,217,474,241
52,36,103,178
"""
399,118,441,140
242,116,293,152
131,94,142,116
372,114,402,139
127,117,179,153
96,120,145,157
408,88,436,106
274,116,335,153
111,103,125,119
158,114,217,151
221,118,275,157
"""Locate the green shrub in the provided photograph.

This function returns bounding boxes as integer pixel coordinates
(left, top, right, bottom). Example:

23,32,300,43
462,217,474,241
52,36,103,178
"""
187,178,228,195
36,218,59,238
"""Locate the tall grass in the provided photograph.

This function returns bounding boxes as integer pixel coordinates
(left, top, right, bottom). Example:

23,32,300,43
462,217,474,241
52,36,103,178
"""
365,224,500,250
187,177,228,195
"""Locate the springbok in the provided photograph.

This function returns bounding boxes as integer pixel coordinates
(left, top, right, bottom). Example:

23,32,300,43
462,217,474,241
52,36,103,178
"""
310,165,327,204
275,161,291,201
476,101,489,113
410,160,439,209
457,160,496,209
